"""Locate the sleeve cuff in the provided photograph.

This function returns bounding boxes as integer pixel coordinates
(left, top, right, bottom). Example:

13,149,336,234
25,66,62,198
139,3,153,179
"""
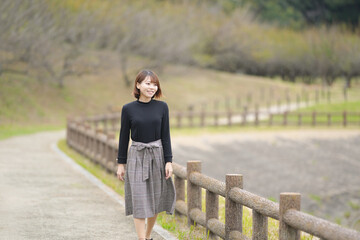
117,157,127,164
164,157,172,163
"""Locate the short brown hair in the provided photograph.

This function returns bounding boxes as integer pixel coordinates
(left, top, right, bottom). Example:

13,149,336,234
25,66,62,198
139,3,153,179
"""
132,69,163,99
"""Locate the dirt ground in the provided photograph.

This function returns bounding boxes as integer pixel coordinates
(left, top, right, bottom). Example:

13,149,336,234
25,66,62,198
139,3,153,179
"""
171,129,360,230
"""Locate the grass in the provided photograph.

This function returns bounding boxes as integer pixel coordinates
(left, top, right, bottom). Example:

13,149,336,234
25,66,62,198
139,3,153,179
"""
297,101,360,112
262,101,360,127
57,138,320,239
348,201,360,211
309,194,322,206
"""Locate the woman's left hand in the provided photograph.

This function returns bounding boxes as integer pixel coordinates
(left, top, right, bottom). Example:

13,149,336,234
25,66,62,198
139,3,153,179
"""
165,162,173,180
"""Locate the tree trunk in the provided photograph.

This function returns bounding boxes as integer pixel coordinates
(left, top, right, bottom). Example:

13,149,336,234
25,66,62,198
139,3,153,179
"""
345,75,352,89
119,54,131,87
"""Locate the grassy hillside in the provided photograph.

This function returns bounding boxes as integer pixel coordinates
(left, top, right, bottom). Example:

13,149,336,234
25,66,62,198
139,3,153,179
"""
1,50,359,140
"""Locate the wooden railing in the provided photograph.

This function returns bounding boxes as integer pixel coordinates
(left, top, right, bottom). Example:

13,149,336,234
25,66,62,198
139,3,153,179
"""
66,118,360,240
183,87,352,114
79,109,360,133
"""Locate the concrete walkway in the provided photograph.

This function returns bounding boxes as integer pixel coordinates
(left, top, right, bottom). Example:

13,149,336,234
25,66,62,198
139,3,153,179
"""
0,130,176,240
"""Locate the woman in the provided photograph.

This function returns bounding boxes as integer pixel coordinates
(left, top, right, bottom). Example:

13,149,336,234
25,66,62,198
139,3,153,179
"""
116,69,176,240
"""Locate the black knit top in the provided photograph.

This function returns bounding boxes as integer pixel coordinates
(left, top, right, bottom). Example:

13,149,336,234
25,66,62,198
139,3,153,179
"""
116,98,173,164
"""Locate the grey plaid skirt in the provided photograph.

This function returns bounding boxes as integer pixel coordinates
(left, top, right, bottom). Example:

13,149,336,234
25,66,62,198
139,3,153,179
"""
124,139,176,218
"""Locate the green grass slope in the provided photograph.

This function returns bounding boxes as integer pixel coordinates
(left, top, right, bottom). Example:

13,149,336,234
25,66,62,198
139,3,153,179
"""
1,51,359,140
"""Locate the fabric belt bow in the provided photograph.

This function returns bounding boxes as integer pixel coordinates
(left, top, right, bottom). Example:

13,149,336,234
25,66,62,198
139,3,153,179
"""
135,142,160,181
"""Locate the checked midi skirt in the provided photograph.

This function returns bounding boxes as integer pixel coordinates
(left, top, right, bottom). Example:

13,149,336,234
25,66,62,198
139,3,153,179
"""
124,139,176,218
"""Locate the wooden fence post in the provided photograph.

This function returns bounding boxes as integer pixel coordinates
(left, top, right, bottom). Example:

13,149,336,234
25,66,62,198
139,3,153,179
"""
286,94,290,111
277,99,281,113
283,111,288,126
242,106,248,126
84,124,91,157
200,111,205,127
66,117,71,145
225,174,243,239
187,161,202,227
206,189,219,240
312,111,316,126
189,105,194,128
95,128,102,163
214,112,219,127
279,192,301,240
228,109,232,126
103,117,107,134
106,133,115,172
253,209,268,240
175,175,185,217
269,113,273,127
78,123,85,152
255,104,259,126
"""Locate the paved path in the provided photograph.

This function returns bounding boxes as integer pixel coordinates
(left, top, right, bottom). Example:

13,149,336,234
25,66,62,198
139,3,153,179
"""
0,130,176,240
218,101,313,125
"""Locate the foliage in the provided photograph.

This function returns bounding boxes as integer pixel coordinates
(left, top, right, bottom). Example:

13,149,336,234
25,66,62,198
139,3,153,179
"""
240,0,360,29
1,0,360,89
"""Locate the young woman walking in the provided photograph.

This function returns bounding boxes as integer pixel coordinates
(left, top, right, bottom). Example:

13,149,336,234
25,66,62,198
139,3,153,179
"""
116,69,176,240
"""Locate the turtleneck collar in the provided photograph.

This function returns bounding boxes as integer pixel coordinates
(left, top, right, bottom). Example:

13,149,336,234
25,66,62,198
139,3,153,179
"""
136,98,153,104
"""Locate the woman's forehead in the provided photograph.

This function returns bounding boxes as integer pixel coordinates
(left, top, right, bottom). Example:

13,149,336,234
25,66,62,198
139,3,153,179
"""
144,76,156,83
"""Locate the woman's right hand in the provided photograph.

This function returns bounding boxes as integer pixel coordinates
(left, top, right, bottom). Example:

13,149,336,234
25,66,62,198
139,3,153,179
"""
117,164,126,181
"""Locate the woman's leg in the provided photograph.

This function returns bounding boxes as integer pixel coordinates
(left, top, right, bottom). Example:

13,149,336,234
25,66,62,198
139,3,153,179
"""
145,213,158,239
133,217,146,239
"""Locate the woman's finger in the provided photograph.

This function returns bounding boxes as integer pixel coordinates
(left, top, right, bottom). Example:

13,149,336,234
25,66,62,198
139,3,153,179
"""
117,172,124,181
165,168,169,179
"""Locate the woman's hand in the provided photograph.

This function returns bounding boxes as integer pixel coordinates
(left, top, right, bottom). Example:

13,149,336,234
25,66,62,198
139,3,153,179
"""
117,164,126,181
165,162,173,180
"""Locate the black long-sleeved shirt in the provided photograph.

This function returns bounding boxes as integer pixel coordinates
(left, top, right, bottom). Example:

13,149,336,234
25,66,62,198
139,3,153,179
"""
116,98,173,164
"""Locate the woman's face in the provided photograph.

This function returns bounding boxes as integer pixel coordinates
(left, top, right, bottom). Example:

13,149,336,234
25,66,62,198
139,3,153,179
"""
137,76,158,98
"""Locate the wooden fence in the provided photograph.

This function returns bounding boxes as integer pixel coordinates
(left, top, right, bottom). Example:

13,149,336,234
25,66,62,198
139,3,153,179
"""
66,118,360,240
79,109,360,133
168,110,360,128
184,86,351,113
